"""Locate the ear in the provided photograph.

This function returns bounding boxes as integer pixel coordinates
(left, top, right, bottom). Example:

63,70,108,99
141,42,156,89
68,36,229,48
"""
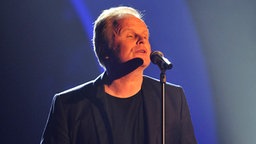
105,56,110,60
103,48,114,60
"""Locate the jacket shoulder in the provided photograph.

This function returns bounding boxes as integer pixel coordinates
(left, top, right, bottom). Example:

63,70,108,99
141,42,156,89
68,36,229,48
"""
52,81,94,105
57,80,94,96
143,75,182,89
54,74,104,104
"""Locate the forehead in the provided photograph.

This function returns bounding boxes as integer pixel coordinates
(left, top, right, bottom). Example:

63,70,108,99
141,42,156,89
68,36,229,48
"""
114,15,149,32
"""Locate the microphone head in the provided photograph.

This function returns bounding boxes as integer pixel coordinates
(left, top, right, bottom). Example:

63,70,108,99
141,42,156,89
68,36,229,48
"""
150,51,163,64
150,50,173,70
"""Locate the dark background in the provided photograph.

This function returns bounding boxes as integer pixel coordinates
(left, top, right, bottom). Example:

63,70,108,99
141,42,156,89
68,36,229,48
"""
1,0,255,144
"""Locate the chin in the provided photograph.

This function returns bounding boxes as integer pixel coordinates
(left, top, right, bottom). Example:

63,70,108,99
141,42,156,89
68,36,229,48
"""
141,61,150,69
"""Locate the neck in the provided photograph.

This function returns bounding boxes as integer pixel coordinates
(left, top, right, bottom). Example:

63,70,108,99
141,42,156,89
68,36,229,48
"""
104,68,144,98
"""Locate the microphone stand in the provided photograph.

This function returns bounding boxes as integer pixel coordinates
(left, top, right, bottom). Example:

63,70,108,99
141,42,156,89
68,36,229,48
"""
150,50,173,144
160,69,167,144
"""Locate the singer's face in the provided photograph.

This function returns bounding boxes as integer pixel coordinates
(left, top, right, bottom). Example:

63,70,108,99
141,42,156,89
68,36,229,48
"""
110,15,151,69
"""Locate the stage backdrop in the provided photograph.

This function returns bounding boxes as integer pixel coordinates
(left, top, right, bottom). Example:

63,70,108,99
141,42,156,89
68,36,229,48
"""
1,0,255,144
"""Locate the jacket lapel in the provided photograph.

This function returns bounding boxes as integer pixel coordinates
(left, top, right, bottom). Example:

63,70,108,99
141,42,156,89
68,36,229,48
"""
90,73,113,144
142,76,162,144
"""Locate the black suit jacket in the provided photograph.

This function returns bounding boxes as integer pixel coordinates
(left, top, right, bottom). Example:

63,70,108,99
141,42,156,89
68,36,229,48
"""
40,73,197,144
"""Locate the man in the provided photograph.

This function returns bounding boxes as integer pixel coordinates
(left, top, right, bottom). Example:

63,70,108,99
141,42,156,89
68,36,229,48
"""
40,6,197,144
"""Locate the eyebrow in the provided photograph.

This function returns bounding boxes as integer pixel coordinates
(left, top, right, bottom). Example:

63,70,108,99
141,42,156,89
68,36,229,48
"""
120,28,149,35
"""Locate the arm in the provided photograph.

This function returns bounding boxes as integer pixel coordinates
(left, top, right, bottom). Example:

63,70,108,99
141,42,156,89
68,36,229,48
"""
179,88,197,144
40,95,70,144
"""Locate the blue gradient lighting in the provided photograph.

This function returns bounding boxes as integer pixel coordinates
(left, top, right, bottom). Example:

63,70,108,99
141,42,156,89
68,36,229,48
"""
70,0,93,40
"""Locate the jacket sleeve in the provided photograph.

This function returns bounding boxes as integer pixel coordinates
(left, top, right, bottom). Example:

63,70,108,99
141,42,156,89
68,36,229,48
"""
179,88,197,144
40,95,70,144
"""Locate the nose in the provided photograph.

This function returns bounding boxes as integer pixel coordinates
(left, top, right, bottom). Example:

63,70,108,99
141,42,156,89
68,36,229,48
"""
136,35,145,45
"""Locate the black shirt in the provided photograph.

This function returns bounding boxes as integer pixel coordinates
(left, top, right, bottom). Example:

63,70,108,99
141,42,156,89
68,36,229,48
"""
105,90,144,144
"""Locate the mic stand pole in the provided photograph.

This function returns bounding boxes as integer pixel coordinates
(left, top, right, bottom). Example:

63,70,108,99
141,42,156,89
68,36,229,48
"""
160,69,166,144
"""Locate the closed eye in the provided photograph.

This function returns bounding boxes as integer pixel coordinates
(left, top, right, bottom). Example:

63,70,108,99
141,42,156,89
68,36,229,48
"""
127,35,134,38
126,33,135,38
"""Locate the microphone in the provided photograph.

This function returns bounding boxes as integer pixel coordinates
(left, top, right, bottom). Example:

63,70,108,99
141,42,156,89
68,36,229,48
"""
150,51,173,70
